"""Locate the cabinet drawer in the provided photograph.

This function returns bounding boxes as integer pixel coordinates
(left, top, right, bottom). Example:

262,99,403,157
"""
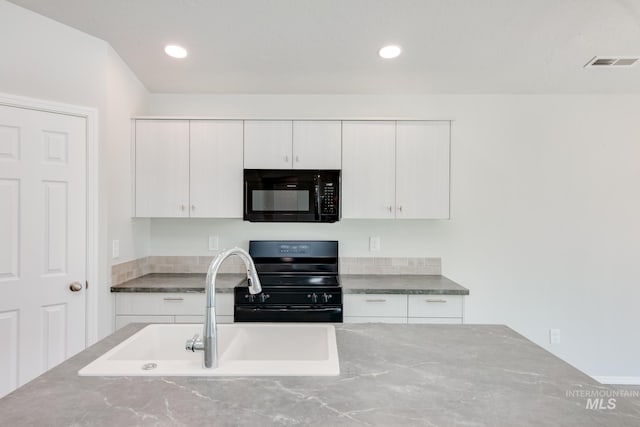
344,294,407,317
407,295,462,318
344,316,407,324
407,317,462,324
214,293,234,316
115,293,204,315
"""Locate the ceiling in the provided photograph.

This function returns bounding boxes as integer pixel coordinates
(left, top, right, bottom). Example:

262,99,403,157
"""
8,0,640,94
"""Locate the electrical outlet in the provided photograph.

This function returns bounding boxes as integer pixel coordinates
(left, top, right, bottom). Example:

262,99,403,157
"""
112,240,120,258
549,329,561,345
369,236,381,252
208,235,219,251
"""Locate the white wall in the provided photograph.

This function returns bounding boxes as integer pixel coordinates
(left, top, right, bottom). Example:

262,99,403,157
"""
146,93,640,380
0,0,149,340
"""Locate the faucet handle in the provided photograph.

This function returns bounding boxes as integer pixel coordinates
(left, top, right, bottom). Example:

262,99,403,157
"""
185,334,204,352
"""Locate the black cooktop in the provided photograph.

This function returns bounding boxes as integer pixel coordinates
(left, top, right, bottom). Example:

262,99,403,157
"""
257,274,340,287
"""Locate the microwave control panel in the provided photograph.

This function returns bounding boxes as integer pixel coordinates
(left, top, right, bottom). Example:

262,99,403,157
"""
319,181,339,218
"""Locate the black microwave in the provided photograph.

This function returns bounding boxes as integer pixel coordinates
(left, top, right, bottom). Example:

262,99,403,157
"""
243,169,340,222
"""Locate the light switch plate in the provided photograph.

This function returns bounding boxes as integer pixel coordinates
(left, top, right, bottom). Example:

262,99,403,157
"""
549,328,561,344
112,240,120,258
208,235,219,251
369,236,381,252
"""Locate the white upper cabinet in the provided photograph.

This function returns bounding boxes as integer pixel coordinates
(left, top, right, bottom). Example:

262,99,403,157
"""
342,120,450,219
243,120,293,169
134,120,243,218
342,121,396,218
190,121,244,218
292,121,341,169
135,120,190,217
244,120,342,169
396,121,450,219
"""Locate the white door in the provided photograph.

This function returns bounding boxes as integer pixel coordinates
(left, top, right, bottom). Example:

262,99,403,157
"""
190,120,244,218
134,120,190,217
0,104,86,398
342,121,396,218
292,121,342,169
243,120,293,169
396,121,450,219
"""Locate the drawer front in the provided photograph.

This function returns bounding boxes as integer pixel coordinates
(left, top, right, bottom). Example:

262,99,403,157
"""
344,294,407,317
344,316,407,324
407,295,462,318
115,293,204,315
215,293,234,316
407,317,462,324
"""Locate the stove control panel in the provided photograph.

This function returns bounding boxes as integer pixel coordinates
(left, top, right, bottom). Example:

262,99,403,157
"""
278,244,310,254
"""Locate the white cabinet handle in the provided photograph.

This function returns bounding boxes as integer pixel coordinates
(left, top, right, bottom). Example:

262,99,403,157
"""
398,206,403,213
163,297,184,302
426,299,447,303
180,205,186,211
191,204,195,211
366,299,387,303
387,206,393,213
295,155,299,162
284,155,289,163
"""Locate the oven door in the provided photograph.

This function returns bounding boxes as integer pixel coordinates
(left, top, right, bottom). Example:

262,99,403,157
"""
244,169,318,222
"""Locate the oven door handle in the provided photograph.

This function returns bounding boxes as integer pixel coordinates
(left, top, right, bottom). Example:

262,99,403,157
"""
237,306,341,312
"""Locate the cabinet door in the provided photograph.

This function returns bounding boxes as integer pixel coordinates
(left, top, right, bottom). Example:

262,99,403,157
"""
243,120,293,169
190,121,243,217
292,121,341,169
135,120,190,217
342,121,396,218
396,121,450,219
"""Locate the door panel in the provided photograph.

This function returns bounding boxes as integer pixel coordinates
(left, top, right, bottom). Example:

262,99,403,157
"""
0,104,86,397
190,120,243,217
135,120,189,217
342,121,396,218
396,121,450,219
0,310,18,397
0,179,19,279
243,120,293,169
292,121,341,169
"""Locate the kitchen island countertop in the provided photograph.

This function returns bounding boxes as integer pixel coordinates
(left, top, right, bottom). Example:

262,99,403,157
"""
1,323,638,426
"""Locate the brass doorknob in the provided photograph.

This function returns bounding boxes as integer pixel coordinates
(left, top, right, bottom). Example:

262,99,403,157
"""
69,281,83,292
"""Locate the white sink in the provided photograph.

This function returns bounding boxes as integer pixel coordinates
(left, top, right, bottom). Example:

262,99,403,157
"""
78,323,339,376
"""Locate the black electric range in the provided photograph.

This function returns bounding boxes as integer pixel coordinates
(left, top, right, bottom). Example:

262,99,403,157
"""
234,240,343,322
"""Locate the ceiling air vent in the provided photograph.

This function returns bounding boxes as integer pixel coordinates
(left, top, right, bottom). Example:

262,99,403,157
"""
585,56,639,68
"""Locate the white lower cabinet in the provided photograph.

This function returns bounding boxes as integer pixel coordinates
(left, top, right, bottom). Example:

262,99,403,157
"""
343,294,408,324
344,293,464,324
114,293,234,330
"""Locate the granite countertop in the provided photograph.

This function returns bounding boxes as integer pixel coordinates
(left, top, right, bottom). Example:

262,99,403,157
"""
111,273,469,295
111,273,244,293
1,323,638,426
340,274,469,295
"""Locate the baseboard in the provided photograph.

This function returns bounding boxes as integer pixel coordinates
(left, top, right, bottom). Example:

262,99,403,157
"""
593,376,640,385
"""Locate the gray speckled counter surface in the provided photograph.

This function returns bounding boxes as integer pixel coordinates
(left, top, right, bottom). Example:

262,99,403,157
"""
111,273,469,295
1,323,638,426
111,273,243,293
340,274,469,295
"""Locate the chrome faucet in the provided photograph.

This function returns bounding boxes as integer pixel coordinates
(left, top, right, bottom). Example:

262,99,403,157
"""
185,247,262,368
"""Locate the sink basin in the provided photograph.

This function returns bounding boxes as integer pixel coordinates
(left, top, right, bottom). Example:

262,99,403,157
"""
78,323,339,376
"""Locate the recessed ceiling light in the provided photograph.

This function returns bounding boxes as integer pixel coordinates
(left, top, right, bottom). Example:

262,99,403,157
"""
378,45,402,59
164,44,188,59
